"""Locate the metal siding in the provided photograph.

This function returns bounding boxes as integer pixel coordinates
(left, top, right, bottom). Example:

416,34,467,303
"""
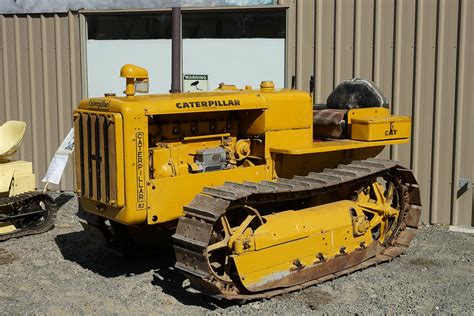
281,0,296,88
0,16,7,123
296,0,315,91
431,0,459,224
412,0,437,223
5,17,18,121
354,0,375,80
452,0,474,225
334,0,354,86
291,0,473,224
314,0,336,104
0,13,82,191
391,0,416,167
374,0,395,160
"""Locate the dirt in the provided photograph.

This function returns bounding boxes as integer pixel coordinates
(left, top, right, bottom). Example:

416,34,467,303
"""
1,194,473,314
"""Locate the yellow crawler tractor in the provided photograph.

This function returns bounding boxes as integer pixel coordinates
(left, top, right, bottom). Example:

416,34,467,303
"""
74,64,421,300
0,121,57,241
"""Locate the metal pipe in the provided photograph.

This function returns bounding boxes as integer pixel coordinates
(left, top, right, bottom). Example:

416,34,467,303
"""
170,7,182,93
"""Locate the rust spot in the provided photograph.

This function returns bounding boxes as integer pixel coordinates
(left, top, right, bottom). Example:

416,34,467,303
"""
409,258,440,267
0,248,15,265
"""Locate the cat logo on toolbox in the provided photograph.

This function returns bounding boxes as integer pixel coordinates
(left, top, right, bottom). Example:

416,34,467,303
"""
385,122,397,136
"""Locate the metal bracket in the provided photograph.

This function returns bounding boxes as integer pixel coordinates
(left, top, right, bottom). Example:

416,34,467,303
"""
458,178,472,190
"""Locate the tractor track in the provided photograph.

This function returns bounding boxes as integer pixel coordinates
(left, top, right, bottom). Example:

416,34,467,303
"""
173,158,422,300
0,191,57,242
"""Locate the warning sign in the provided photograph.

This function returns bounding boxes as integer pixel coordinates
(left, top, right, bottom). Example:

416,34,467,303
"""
183,74,208,92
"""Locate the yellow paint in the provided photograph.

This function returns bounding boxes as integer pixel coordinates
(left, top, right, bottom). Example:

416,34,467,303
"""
230,183,400,289
346,107,390,123
270,138,408,155
351,116,411,141
0,120,27,162
0,160,35,196
120,64,149,97
0,223,16,234
148,165,266,224
74,64,412,227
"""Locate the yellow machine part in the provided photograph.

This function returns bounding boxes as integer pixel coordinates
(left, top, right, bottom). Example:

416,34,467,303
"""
0,160,35,197
0,121,57,241
0,121,26,162
230,183,396,290
74,87,410,226
351,116,411,141
72,65,422,300
231,201,371,287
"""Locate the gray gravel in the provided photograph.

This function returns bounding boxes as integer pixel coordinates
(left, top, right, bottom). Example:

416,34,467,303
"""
1,194,473,314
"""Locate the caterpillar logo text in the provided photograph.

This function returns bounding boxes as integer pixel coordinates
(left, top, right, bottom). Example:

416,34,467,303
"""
176,99,240,109
136,131,146,210
88,99,110,109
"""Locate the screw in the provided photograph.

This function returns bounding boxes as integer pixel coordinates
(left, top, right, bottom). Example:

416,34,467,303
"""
293,259,302,269
317,253,325,261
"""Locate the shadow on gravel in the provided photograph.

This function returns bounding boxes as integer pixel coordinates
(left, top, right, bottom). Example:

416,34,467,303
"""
152,267,236,310
55,230,236,310
55,231,172,277
54,193,75,208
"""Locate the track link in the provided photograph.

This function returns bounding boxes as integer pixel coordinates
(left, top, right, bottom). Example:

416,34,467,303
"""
173,158,422,300
0,192,57,242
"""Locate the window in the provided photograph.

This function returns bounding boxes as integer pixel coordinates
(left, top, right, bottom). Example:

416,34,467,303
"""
86,10,286,97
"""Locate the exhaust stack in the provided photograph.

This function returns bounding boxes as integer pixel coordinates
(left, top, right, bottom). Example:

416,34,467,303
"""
170,7,182,93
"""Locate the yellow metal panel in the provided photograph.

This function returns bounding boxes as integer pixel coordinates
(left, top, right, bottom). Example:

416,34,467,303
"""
79,91,268,115
346,107,389,123
10,173,35,195
149,165,267,224
0,160,33,174
351,116,411,141
266,129,313,153
275,147,384,179
113,114,125,207
270,138,407,155
263,91,312,131
0,161,35,195
233,200,373,288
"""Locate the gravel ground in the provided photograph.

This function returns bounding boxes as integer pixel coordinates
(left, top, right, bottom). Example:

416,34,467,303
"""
1,194,473,314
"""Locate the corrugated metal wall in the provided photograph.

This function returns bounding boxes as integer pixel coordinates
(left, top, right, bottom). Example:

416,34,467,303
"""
1,2,473,225
0,12,82,191
283,0,474,225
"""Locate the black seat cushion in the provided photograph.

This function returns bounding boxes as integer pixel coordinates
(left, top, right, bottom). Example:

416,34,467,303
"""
326,78,388,109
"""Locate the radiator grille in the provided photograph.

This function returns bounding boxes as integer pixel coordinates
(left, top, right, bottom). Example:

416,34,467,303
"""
74,111,123,206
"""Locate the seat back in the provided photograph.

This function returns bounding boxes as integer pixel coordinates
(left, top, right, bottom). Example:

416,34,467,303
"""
0,121,27,161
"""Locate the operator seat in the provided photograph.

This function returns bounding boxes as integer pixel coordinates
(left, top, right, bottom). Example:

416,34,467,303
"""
0,121,26,162
313,79,388,139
